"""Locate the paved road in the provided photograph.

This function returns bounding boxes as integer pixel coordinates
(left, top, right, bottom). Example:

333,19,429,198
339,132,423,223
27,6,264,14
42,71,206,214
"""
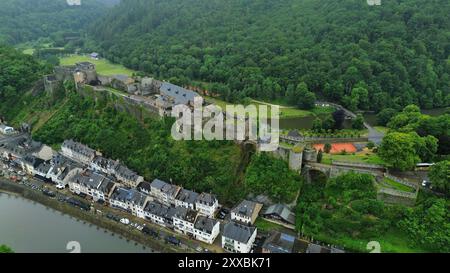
0,133,27,145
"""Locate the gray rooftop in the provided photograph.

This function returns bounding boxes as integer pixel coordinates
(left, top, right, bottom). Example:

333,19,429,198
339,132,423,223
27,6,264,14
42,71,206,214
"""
194,216,218,234
62,140,95,158
223,221,256,244
176,188,199,205
159,82,200,105
150,179,180,197
72,171,115,194
111,187,148,206
196,192,217,206
232,200,258,218
263,204,296,225
263,232,295,253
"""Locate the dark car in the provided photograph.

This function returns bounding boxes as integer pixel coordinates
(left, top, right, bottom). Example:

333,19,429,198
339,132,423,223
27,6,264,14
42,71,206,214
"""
165,236,181,246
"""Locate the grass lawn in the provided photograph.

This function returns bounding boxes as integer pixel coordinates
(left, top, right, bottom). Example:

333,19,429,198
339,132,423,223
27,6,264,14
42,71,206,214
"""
60,55,135,76
382,178,416,193
321,153,385,166
254,218,294,234
22,48,35,55
374,126,389,134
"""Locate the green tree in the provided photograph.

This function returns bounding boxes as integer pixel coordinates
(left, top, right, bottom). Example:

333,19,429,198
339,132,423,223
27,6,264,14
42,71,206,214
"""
352,114,365,130
312,118,323,132
324,143,332,154
378,132,421,171
429,161,450,196
317,149,323,163
0,245,13,253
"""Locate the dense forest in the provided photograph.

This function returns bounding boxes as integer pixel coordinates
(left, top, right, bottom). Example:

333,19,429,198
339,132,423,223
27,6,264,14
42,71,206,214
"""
296,172,450,252
89,0,449,112
0,0,108,44
0,45,50,119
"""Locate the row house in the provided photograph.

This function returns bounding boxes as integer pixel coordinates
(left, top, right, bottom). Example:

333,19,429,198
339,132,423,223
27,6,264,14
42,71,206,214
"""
21,155,45,175
47,154,83,187
136,181,151,195
68,170,116,203
222,221,257,253
112,163,144,188
61,140,98,165
149,179,181,207
230,200,263,225
143,201,176,228
173,207,197,237
110,187,149,218
195,192,219,218
90,156,117,175
175,188,199,210
193,216,220,244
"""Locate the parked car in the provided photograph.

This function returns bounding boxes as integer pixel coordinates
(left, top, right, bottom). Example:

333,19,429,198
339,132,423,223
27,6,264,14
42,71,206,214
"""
56,184,65,190
165,236,181,246
120,218,130,225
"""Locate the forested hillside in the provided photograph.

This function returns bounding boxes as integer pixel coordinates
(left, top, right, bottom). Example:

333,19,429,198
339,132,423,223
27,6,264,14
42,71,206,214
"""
90,0,450,112
0,45,49,119
0,0,107,44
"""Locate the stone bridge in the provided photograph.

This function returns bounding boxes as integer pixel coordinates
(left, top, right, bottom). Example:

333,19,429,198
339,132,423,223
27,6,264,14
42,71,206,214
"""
303,162,384,183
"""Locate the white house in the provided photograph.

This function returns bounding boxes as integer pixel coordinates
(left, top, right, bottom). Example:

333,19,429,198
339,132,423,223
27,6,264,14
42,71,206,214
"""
149,179,181,206
231,200,262,225
172,207,197,236
175,188,199,210
111,163,144,188
68,171,116,202
195,192,219,218
61,140,97,165
193,216,220,244
222,221,257,253
110,187,149,218
143,201,174,227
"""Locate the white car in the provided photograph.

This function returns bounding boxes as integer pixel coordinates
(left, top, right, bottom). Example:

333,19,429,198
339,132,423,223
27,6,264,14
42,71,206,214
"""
120,218,130,225
56,184,65,190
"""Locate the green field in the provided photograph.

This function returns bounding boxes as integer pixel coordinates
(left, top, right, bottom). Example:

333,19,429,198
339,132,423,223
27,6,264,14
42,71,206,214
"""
382,178,416,193
60,55,135,76
322,153,385,166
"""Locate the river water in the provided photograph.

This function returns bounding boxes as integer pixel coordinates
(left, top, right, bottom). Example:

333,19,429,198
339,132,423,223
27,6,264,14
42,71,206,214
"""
0,192,151,253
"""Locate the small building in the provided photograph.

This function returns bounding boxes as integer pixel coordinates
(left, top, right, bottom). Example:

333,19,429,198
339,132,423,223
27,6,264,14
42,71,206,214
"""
262,232,296,253
149,179,181,206
110,187,149,218
262,204,296,226
111,163,144,188
21,155,44,175
175,188,199,210
143,201,172,227
0,124,14,135
222,221,257,253
68,170,116,203
61,139,97,165
195,192,219,218
231,200,262,225
90,156,117,175
194,216,220,244
173,207,197,237
90,52,99,60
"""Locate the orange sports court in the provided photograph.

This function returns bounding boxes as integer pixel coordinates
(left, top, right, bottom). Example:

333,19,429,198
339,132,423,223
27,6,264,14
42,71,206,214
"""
313,143,357,154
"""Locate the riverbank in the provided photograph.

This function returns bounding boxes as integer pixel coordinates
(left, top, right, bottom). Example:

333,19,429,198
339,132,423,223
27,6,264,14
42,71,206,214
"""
0,179,181,253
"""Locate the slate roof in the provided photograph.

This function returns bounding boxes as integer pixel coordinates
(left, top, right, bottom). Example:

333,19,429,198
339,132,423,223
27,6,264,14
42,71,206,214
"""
263,204,296,225
62,140,95,158
263,232,295,253
150,179,180,197
114,164,141,181
159,82,200,105
222,221,256,244
23,155,44,169
194,216,218,234
144,201,170,218
176,189,199,205
111,187,148,206
196,192,217,206
232,200,258,218
72,171,115,194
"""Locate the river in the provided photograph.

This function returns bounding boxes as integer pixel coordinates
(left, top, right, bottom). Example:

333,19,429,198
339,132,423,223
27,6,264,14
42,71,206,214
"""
0,192,151,253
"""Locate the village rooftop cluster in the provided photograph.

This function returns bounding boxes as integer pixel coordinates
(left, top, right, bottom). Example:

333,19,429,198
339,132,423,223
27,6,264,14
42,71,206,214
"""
0,130,305,253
